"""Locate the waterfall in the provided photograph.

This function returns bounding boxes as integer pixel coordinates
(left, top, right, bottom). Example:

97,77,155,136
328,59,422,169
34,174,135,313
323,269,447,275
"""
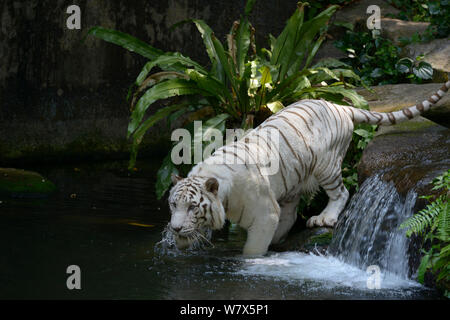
328,173,417,280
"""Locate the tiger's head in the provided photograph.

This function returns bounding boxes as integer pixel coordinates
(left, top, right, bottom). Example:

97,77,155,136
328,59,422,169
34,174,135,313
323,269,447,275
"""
168,174,226,249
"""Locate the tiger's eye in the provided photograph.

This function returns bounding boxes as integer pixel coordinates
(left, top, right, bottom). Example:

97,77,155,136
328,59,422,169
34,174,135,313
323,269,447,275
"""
188,204,196,212
171,202,176,208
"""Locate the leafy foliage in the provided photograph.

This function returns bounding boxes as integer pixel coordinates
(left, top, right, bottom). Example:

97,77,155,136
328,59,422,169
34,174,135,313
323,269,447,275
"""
334,30,433,86
89,1,370,199
388,0,450,40
303,0,355,20
342,124,377,193
400,169,450,297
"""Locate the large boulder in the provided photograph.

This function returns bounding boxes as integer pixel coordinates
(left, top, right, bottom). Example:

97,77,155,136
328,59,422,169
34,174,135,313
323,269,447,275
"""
332,0,400,30
356,83,450,127
380,18,429,45
358,116,449,197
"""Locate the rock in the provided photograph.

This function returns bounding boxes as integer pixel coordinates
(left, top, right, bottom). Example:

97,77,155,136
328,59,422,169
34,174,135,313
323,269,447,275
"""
356,83,450,127
314,0,400,65
358,116,449,197
403,37,450,83
270,227,333,254
312,41,347,66
380,18,430,45
333,0,400,31
0,168,56,198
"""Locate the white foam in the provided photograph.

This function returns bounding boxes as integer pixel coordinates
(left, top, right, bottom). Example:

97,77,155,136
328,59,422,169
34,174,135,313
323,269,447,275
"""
237,251,422,290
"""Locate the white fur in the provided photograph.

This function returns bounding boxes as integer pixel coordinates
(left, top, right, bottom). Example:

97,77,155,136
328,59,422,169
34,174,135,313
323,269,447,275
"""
168,99,355,256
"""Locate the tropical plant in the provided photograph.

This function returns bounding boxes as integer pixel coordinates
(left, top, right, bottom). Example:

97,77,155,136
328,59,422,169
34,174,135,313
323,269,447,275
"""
88,1,370,199
342,123,377,193
304,0,355,20
400,169,450,298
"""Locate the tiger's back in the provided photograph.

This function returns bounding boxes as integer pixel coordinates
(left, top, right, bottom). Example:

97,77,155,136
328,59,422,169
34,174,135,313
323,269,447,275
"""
251,99,355,203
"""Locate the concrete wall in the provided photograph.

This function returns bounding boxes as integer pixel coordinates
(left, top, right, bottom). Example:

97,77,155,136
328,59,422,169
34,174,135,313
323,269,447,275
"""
0,0,298,164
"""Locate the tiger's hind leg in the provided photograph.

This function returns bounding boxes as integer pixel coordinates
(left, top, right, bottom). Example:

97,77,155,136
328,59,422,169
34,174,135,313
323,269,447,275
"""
271,197,299,245
306,169,349,228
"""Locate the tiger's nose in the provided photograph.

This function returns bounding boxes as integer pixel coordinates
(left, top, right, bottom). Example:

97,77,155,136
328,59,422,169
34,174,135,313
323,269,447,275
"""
172,226,182,233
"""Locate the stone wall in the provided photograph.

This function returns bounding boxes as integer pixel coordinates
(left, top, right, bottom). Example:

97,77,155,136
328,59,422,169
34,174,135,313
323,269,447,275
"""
0,0,298,164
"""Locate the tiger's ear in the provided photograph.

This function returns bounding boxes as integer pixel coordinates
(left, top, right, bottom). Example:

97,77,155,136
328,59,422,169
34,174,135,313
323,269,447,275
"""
171,173,183,185
205,177,219,195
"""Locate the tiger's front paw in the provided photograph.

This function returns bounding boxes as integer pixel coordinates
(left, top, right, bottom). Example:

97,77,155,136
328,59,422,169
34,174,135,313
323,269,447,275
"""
306,214,337,228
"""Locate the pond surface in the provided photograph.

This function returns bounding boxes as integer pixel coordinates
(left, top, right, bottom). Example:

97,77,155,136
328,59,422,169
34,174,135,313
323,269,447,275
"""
0,160,439,299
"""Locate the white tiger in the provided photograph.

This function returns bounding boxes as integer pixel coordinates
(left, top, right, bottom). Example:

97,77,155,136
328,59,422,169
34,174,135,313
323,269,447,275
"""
168,81,450,256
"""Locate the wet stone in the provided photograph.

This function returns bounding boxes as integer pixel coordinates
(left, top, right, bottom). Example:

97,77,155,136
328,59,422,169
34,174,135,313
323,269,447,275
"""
0,168,56,198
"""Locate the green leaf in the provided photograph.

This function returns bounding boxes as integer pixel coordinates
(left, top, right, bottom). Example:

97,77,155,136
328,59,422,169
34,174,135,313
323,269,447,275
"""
309,67,340,84
428,2,440,15
259,65,272,87
185,69,230,105
135,52,206,86
234,16,252,76
155,153,179,200
413,61,433,80
266,101,284,114
354,129,370,138
128,79,210,137
300,86,369,110
396,58,413,74
192,19,225,81
417,252,431,284
194,113,230,144
128,103,188,170
271,2,307,81
237,62,252,113
287,5,339,76
370,68,384,78
193,113,230,159
266,69,314,102
173,19,227,82
333,21,354,31
87,26,163,60
210,33,240,104
244,0,257,16
304,34,326,69
312,58,351,69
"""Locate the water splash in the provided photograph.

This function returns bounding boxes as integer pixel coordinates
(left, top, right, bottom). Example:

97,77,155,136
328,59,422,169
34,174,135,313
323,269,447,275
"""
154,223,213,257
328,173,417,279
238,251,421,291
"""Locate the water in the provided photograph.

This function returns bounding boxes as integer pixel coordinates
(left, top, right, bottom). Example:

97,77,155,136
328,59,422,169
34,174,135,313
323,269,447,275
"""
328,174,418,279
0,161,438,299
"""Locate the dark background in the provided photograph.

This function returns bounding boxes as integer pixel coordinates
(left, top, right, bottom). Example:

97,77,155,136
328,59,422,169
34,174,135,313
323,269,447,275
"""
0,0,300,164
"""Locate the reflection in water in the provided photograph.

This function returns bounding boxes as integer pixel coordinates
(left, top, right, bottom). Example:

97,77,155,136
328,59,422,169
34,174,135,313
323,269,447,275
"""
0,161,439,299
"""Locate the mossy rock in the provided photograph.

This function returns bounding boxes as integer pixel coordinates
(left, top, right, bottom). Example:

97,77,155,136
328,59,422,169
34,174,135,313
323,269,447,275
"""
0,168,56,198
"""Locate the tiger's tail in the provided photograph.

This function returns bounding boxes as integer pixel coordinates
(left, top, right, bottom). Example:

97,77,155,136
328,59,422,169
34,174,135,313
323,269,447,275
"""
345,81,450,125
